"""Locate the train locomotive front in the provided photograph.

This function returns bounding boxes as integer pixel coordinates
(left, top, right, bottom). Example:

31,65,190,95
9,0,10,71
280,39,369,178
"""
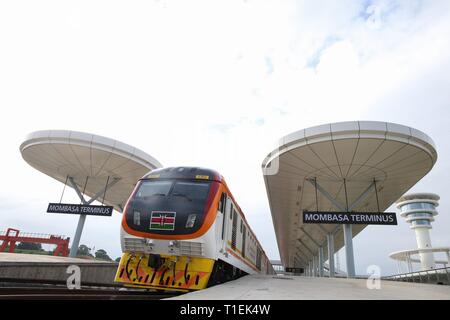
115,167,274,292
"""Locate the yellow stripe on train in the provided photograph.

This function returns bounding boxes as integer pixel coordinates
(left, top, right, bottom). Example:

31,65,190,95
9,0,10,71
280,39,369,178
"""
114,252,215,292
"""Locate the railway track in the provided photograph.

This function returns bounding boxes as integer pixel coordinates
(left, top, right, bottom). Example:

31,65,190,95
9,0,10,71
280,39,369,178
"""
0,286,179,300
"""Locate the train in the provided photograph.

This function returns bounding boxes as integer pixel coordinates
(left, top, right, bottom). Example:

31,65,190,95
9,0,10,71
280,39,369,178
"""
115,167,274,292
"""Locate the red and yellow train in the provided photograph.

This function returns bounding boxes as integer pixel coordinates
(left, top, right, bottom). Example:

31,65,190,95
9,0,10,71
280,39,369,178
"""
115,167,274,292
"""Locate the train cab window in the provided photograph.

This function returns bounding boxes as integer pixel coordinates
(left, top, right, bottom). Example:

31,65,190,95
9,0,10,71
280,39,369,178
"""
136,180,172,198
172,181,210,202
125,179,212,235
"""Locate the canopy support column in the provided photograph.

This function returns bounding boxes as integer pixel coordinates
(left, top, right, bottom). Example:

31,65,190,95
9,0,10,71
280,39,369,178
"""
343,224,355,277
307,179,377,278
318,246,324,277
327,233,335,277
406,254,413,273
313,256,318,277
68,176,121,258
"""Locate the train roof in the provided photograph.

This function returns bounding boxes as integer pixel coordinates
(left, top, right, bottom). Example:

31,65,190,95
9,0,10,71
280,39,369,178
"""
142,167,223,182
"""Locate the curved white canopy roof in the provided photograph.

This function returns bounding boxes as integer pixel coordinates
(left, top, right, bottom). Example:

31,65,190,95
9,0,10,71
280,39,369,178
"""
20,130,162,213
390,247,450,265
262,121,437,267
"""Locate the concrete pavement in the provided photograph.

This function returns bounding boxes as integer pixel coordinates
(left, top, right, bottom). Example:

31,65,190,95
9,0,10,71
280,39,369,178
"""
169,274,450,300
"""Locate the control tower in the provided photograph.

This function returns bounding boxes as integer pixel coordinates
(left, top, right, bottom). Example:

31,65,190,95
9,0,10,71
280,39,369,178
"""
395,193,440,270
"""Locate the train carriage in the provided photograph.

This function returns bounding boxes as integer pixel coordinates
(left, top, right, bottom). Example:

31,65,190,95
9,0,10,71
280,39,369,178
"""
115,167,274,292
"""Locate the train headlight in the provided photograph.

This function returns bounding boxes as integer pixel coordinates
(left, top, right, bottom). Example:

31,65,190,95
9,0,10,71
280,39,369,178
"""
133,211,141,226
168,240,179,248
186,214,197,228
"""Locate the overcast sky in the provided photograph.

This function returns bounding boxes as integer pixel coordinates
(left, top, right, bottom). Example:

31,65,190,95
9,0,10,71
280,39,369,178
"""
1,0,449,275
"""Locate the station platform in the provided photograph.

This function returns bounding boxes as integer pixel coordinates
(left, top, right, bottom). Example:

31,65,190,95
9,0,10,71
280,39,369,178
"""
0,253,118,287
0,252,113,263
169,275,450,300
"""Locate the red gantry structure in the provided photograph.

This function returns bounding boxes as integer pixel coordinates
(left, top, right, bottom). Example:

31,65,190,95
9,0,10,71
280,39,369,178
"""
0,228,70,257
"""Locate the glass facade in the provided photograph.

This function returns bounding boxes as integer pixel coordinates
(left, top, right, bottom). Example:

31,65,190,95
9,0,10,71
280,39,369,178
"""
400,202,435,211
400,200,436,228
411,220,431,226
406,213,433,219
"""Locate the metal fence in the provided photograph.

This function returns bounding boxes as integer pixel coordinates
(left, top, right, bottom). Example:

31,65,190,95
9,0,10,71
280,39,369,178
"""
383,267,450,285
0,230,68,240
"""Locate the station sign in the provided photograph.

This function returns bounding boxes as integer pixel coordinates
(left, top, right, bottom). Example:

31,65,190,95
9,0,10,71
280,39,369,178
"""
47,203,113,216
303,211,397,225
285,267,304,274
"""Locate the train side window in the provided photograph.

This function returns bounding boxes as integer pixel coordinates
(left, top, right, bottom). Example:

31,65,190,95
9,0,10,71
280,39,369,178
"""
256,247,262,270
231,209,238,249
242,224,247,258
240,219,243,233
221,195,228,240
218,192,226,213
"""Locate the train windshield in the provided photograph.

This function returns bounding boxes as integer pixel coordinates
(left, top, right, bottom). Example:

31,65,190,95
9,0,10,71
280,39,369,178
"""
136,180,210,202
125,179,213,235
136,180,173,197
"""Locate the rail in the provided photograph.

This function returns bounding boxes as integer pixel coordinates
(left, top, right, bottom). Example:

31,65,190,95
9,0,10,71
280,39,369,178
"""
0,286,178,300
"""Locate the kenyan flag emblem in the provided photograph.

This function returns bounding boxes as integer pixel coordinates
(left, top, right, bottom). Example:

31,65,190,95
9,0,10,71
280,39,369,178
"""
149,211,176,230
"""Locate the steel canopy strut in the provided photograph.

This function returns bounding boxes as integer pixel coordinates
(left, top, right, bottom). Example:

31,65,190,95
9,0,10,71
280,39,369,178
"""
59,175,69,204
306,178,377,278
68,176,121,258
